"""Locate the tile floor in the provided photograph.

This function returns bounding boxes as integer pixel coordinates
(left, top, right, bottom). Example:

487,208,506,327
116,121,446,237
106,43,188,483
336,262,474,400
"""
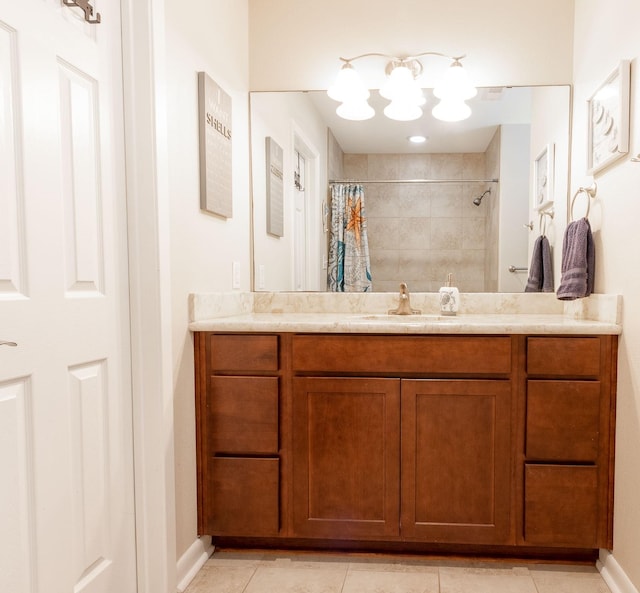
185,550,612,593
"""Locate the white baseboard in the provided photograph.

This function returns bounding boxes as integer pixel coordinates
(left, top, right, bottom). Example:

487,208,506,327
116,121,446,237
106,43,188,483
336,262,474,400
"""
176,536,214,593
598,550,639,593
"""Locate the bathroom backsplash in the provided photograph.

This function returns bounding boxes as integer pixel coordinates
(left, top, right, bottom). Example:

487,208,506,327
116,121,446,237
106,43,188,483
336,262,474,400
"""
189,291,621,324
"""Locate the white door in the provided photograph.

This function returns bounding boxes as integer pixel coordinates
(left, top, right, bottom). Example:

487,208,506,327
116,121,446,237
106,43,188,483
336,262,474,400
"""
0,1,136,592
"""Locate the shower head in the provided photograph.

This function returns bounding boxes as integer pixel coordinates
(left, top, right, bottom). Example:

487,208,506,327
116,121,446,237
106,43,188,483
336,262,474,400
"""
473,189,491,206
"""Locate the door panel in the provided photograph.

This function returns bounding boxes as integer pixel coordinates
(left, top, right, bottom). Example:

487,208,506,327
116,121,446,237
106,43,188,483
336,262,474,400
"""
401,380,512,544
0,378,36,593
292,377,401,539
0,20,27,296
0,2,136,592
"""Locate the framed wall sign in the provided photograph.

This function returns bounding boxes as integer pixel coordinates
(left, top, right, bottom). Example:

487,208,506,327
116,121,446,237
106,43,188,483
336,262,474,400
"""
533,143,554,211
265,137,284,237
587,60,630,175
198,71,233,217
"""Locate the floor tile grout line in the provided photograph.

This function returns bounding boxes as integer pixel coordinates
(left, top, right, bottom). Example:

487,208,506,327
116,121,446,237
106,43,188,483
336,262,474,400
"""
239,565,258,593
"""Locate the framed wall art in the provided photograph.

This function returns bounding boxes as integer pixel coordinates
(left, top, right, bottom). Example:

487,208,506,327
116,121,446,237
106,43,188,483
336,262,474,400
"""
198,71,233,217
265,137,284,237
587,60,630,175
533,143,554,211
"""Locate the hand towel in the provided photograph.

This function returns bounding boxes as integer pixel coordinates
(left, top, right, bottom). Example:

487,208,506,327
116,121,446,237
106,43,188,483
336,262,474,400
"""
525,235,554,292
556,217,595,300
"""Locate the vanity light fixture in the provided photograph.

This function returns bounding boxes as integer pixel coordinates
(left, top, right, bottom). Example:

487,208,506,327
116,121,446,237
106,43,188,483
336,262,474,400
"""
408,135,428,144
328,52,477,123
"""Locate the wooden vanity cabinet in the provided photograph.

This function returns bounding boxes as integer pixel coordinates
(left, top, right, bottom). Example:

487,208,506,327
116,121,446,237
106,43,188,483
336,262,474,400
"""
522,336,617,549
195,333,281,537
195,331,617,556
290,334,515,546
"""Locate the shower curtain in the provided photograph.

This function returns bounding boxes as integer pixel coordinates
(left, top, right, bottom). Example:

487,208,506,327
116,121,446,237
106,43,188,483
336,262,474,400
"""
327,183,372,292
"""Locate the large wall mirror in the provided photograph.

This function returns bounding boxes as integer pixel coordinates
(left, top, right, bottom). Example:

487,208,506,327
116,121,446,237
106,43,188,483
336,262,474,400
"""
250,85,570,293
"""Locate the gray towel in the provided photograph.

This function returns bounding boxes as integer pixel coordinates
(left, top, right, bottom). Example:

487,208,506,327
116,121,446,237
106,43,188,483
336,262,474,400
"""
525,235,554,292
556,217,595,300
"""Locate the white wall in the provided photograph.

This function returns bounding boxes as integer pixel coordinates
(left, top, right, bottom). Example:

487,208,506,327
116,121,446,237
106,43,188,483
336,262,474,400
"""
164,0,250,562
497,125,530,292
248,0,575,91
528,86,572,290
250,92,329,291
572,2,640,590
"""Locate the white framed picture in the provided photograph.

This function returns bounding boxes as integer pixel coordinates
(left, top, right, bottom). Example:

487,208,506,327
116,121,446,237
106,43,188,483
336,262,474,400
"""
533,143,554,210
587,60,630,175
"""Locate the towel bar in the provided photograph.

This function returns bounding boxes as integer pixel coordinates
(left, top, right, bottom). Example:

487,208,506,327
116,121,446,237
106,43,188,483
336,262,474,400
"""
570,181,597,220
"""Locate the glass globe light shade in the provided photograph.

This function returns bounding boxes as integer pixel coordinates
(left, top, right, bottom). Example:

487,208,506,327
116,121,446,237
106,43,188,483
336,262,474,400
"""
336,99,375,121
380,65,415,100
383,99,423,121
327,63,370,103
432,99,472,122
433,61,477,101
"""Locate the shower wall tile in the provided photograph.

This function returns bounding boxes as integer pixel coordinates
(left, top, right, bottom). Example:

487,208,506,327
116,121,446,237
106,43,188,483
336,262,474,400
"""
431,154,463,179
370,250,400,279
368,154,400,178
431,218,463,250
328,130,345,180
463,153,485,179
397,154,432,178
431,186,463,218
342,152,491,292
462,218,486,250
343,154,368,179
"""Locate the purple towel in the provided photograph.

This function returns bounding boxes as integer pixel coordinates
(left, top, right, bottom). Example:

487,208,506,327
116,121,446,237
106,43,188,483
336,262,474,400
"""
556,217,595,300
525,235,554,293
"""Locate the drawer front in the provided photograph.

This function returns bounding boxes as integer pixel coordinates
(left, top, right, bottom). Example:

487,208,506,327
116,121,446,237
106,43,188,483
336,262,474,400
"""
207,457,279,536
208,376,279,454
292,335,512,375
524,464,599,547
526,380,600,462
210,334,279,372
527,337,601,377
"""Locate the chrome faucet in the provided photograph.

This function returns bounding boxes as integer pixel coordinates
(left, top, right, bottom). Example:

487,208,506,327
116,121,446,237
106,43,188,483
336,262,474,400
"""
388,282,421,315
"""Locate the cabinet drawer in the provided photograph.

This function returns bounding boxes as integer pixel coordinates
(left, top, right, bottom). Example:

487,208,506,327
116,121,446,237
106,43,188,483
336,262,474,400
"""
526,380,600,462
527,337,600,377
208,376,279,454
208,457,279,536
524,464,598,547
210,334,279,372
293,335,511,375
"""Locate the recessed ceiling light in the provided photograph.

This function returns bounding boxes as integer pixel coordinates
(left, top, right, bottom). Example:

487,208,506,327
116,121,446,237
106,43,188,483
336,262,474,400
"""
408,135,427,144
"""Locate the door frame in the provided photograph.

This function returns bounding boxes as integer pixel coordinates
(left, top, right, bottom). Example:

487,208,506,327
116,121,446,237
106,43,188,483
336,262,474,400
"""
120,1,177,592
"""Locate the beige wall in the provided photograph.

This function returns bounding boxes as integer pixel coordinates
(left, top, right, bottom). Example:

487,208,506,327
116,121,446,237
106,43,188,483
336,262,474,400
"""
165,0,251,560
572,1,640,589
248,0,575,91
250,92,329,291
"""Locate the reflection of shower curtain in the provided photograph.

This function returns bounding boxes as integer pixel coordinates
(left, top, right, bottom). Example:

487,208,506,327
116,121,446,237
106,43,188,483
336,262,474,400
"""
327,183,372,292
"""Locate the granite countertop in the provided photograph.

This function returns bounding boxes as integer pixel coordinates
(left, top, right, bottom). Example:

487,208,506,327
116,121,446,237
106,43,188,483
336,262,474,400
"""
188,312,620,335
188,292,622,335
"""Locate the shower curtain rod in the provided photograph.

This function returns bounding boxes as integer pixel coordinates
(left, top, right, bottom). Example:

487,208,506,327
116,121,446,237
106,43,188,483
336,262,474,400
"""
329,178,499,185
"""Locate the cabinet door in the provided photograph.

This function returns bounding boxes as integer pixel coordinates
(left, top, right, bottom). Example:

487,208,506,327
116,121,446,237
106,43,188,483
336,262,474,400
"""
292,377,401,539
401,380,512,544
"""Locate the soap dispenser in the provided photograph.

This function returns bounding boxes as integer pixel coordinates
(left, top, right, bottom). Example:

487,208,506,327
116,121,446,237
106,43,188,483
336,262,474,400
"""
439,273,459,316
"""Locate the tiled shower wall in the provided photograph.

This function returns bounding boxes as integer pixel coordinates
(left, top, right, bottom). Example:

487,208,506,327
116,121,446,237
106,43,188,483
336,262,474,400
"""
343,153,492,292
